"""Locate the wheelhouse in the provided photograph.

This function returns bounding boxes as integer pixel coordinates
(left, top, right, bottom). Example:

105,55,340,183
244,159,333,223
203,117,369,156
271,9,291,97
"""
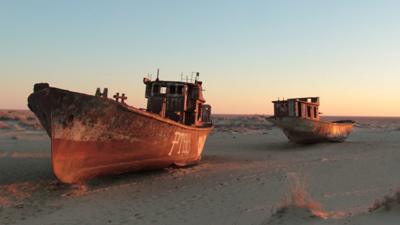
272,97,320,121
143,74,212,127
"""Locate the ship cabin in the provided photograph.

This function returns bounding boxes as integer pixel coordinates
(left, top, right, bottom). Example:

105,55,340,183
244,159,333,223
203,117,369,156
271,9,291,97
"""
143,74,212,127
272,97,320,121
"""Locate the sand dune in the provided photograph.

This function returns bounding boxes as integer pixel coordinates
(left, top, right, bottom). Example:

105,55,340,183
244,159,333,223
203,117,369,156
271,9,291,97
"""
212,114,273,134
0,110,42,131
323,116,400,131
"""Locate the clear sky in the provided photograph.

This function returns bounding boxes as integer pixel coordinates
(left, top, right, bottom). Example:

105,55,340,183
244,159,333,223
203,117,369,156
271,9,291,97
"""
1,0,399,116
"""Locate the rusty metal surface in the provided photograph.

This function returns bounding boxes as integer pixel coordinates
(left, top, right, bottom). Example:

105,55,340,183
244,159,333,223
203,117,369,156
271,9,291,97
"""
28,85,212,184
271,117,354,144
270,97,354,144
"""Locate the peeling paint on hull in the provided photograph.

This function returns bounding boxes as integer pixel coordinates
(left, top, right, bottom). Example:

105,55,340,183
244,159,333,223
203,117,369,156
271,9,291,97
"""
28,87,212,184
269,117,354,144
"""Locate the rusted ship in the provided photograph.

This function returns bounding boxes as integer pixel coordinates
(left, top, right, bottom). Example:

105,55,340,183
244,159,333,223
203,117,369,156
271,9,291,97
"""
268,97,354,144
28,72,213,184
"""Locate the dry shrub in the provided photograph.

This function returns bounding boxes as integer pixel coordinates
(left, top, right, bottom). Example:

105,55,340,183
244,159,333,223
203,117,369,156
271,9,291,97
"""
287,173,328,218
0,182,40,207
274,173,346,220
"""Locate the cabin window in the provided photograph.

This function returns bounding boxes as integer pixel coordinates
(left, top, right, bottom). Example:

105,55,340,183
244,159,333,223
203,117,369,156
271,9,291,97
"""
160,87,167,94
153,84,160,94
307,106,312,118
314,107,317,118
280,106,284,115
177,86,183,94
297,102,302,117
169,86,176,94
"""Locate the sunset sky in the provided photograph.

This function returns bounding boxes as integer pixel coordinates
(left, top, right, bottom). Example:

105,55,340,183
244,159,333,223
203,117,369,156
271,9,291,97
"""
1,0,399,116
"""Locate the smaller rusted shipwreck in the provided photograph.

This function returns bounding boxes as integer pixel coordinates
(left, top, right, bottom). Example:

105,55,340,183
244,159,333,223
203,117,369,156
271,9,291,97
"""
28,72,212,184
268,97,354,144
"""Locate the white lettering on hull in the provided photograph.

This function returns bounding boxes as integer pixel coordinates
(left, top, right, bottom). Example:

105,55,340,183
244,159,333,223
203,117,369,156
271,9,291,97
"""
168,132,191,156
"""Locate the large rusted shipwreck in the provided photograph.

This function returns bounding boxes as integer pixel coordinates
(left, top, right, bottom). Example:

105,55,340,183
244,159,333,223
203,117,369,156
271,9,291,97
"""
268,97,354,144
28,73,213,184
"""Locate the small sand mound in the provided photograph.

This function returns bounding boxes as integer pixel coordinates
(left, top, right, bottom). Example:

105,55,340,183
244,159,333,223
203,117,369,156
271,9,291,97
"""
0,182,40,207
0,196,11,206
266,205,324,225
369,190,400,212
0,121,11,129
62,184,89,197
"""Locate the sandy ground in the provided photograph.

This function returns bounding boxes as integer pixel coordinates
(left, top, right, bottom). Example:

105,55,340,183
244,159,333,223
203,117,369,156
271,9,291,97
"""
1,110,400,225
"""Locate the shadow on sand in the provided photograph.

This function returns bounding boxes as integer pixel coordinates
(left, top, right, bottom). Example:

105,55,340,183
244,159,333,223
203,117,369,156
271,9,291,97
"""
253,140,354,153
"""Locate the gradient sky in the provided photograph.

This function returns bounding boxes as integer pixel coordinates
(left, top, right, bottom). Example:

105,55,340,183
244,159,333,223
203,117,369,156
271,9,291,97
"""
1,0,400,116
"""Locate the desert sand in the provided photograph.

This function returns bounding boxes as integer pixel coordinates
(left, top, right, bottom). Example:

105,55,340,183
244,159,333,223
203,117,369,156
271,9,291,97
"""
1,110,400,225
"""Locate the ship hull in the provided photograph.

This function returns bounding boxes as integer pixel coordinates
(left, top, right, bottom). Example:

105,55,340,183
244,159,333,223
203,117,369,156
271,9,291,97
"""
269,117,354,144
28,86,212,184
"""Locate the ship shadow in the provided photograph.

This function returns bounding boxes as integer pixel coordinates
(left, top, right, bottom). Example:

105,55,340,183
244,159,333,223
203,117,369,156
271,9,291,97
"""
0,156,54,186
0,154,244,191
254,141,343,152
86,169,171,188
201,154,252,165
87,154,249,189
